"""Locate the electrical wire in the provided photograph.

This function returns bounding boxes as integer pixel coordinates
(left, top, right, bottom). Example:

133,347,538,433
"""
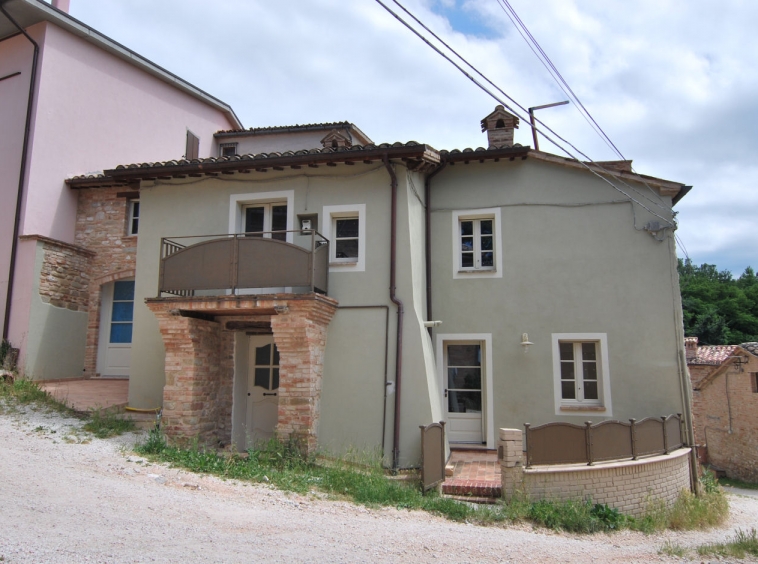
496,0,626,161
376,0,677,229
386,0,672,216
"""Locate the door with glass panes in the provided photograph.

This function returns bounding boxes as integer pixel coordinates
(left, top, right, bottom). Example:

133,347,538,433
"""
246,336,280,445
244,203,287,239
96,280,134,377
444,341,484,443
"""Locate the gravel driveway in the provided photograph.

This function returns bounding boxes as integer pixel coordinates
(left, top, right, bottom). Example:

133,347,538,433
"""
1,406,757,563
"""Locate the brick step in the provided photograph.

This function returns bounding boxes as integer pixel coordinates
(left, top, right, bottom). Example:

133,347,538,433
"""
442,479,502,498
116,411,161,430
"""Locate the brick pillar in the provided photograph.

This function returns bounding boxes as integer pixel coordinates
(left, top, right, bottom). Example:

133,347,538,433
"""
147,305,234,446
499,428,525,500
270,298,337,454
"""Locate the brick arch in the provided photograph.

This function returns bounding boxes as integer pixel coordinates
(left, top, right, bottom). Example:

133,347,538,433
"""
92,268,136,287
83,269,137,378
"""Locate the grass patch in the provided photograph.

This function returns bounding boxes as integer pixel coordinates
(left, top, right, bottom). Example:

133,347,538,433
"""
719,476,758,490
697,528,758,559
83,409,137,438
658,541,686,557
135,432,680,532
0,376,73,414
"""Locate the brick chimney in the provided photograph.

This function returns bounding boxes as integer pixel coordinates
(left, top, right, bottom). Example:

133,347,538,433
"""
52,0,70,13
481,105,520,148
685,337,698,362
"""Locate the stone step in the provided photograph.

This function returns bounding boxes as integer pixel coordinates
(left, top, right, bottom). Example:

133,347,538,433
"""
442,479,502,499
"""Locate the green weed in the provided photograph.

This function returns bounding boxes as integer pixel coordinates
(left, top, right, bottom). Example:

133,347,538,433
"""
83,409,137,438
719,476,758,490
0,376,72,413
697,528,758,559
658,541,687,557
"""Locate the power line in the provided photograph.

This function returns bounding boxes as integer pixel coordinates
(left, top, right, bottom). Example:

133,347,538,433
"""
496,0,626,161
386,0,670,216
377,0,676,227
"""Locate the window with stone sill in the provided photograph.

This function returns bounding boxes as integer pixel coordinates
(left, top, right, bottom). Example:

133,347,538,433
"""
751,372,758,393
552,333,612,416
322,204,366,272
452,208,502,279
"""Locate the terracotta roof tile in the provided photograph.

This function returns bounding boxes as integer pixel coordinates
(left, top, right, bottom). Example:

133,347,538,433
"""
740,342,758,356
215,122,355,136
690,345,739,365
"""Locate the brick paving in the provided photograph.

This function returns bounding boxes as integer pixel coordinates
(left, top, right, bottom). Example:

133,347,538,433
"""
442,449,501,498
39,378,128,412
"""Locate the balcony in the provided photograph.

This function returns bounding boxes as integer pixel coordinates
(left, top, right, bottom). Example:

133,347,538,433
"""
158,230,329,297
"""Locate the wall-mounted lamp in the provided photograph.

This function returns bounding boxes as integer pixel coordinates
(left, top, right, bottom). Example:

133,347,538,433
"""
423,320,443,328
521,333,534,353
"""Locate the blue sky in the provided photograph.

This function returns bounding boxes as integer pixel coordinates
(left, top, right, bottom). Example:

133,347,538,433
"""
65,0,758,276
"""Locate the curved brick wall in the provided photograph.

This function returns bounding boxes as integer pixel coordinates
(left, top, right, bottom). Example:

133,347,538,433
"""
499,429,692,518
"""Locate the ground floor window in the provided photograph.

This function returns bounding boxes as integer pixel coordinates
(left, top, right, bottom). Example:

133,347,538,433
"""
551,333,612,415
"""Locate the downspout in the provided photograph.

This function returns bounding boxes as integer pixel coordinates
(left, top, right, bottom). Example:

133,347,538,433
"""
424,162,447,337
1,4,39,341
383,155,404,471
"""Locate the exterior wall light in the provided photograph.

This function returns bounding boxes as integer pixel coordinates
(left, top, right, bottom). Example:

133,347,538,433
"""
423,320,443,328
521,333,534,353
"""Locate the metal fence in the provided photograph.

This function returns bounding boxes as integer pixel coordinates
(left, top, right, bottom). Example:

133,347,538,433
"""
158,229,329,297
524,414,684,467
420,421,446,492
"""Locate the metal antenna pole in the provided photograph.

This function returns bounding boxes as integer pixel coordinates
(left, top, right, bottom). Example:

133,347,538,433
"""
528,100,569,151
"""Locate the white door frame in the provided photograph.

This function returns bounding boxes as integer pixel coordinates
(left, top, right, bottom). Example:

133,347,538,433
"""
436,333,494,449
96,280,134,377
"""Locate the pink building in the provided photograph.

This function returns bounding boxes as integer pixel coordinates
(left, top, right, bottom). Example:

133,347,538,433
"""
0,0,240,379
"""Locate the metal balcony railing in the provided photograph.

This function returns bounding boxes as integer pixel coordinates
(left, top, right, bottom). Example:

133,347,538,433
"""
157,230,329,297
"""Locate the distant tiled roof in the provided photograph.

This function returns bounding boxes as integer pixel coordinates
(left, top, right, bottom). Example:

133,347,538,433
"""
689,345,739,365
740,342,758,356
215,122,354,136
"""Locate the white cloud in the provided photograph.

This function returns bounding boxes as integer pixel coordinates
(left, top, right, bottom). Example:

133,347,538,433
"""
67,0,758,273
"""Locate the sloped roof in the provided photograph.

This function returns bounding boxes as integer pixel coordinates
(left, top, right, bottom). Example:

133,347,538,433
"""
215,122,372,145
0,0,241,128
689,345,739,366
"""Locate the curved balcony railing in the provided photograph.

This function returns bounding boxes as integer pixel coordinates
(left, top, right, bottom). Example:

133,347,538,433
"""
158,230,329,297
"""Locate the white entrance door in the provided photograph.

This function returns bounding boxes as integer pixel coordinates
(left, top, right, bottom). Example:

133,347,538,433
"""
444,342,484,443
96,280,134,377
246,336,280,446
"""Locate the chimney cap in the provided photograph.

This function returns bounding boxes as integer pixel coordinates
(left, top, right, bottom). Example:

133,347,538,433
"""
481,105,520,133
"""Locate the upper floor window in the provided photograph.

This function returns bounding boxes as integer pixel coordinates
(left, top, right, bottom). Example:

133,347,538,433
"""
127,200,140,236
323,204,366,272
220,142,238,157
452,208,502,279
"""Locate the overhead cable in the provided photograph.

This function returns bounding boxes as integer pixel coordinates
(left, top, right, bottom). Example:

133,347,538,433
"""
376,0,676,228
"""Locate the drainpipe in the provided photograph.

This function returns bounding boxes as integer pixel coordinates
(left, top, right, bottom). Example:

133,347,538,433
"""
1,4,39,341
424,162,446,337
383,154,404,471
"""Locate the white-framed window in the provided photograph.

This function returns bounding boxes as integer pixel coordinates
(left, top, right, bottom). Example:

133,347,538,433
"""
219,142,238,157
229,191,294,244
551,333,612,415
322,204,366,272
127,200,140,236
452,207,502,279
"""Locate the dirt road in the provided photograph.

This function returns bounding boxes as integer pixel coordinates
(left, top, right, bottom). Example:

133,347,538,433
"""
1,406,756,563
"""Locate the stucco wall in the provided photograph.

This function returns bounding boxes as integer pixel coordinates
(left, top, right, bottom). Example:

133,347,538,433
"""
429,158,687,434
0,31,36,341
6,20,235,368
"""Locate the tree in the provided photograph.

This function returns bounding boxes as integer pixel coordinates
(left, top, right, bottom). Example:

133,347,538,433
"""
678,259,758,345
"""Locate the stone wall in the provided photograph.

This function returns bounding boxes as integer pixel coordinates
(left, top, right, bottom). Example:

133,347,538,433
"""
24,236,94,312
499,428,692,518
690,354,758,482
74,187,138,377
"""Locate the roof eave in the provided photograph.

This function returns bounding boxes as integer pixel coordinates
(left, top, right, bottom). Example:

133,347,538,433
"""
67,143,440,187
